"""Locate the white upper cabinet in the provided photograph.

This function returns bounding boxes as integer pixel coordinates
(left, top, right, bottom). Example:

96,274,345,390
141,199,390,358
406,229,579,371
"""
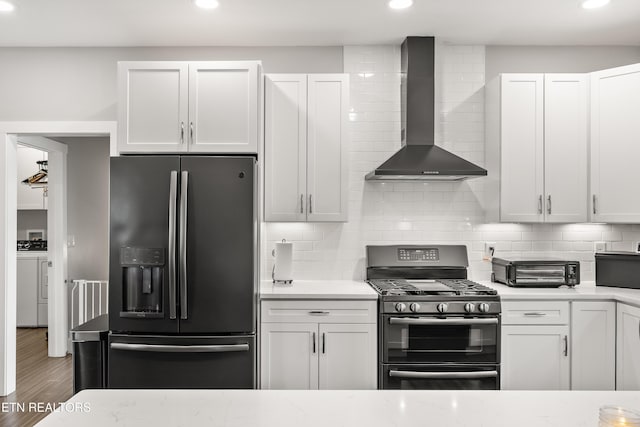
544,74,588,223
264,74,349,222
306,75,349,222
487,73,588,223
264,74,307,222
118,61,259,154
499,74,545,223
188,62,259,153
590,64,640,222
118,62,189,153
17,145,47,210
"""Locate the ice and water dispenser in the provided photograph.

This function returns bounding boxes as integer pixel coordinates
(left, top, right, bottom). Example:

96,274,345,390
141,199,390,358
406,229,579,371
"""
120,247,164,317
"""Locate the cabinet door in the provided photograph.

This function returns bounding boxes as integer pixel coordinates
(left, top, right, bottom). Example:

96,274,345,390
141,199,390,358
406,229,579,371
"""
501,325,570,390
16,258,38,327
571,301,615,390
500,74,544,222
264,74,307,221
617,303,640,390
118,61,189,153
188,62,258,153
260,323,318,390
306,74,349,222
17,145,46,210
318,323,377,390
544,74,588,223
591,64,640,222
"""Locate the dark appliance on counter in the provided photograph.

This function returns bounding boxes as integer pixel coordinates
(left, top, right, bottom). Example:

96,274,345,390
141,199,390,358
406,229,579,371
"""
17,240,47,251
595,252,640,290
366,245,501,390
491,257,580,288
108,156,257,389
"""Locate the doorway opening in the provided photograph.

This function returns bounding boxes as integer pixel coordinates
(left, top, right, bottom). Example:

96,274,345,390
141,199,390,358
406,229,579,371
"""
0,122,116,403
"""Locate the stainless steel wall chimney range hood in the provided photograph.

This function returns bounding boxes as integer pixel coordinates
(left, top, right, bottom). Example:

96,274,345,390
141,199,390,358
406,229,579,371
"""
365,37,487,181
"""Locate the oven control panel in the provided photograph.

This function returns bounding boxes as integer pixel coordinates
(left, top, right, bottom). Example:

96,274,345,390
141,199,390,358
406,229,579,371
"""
398,248,439,261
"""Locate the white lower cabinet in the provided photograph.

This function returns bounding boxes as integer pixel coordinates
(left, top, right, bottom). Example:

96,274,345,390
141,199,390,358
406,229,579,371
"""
502,324,570,390
261,323,319,390
617,303,640,390
260,300,376,390
501,301,570,390
17,255,48,327
502,300,618,391
571,301,616,390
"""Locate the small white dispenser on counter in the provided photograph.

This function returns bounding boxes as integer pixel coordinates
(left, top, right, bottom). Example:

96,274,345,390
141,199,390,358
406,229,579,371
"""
272,239,293,284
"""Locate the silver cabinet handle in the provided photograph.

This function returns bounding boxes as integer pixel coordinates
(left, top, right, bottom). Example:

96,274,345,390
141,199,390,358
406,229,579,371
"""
190,122,194,142
110,343,249,353
547,195,552,214
563,335,568,357
309,194,313,214
538,195,543,214
179,171,189,320
300,194,304,214
389,317,498,326
180,122,185,144
593,194,597,214
523,312,547,317
389,370,498,380
168,171,178,320
312,332,316,353
322,333,326,354
309,310,330,316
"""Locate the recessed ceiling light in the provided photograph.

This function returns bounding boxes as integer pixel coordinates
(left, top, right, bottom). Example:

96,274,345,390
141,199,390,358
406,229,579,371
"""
0,1,15,12
388,0,413,10
581,0,610,9
193,0,219,10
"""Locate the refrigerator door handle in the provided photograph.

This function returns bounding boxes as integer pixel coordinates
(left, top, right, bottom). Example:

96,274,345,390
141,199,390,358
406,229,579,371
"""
179,170,189,320
168,171,178,320
110,343,250,353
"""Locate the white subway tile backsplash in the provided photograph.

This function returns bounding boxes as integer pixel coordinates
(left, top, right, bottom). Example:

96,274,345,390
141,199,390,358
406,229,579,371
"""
262,44,639,282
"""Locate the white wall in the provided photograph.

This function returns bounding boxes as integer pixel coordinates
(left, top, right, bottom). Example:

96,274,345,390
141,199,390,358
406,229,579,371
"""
263,44,640,283
486,45,640,82
53,136,110,281
0,46,343,121
16,210,47,240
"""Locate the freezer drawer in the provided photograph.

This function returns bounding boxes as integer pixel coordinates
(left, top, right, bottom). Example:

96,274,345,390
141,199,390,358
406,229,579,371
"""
108,334,255,389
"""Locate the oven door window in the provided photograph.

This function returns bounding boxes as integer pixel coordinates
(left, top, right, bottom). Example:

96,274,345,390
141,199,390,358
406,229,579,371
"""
383,365,499,390
383,316,498,364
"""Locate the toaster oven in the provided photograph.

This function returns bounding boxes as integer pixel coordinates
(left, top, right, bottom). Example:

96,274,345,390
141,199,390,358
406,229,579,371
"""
491,257,580,288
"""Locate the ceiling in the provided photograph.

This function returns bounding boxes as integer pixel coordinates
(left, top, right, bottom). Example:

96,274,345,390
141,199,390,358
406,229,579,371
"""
0,0,639,47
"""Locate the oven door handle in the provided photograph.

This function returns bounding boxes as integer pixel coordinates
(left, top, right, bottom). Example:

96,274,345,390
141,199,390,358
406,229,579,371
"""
389,370,499,380
388,317,499,326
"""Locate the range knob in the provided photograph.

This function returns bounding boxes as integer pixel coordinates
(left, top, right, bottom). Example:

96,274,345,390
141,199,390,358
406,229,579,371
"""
395,303,407,312
464,303,476,313
478,303,490,313
437,303,449,313
410,303,421,312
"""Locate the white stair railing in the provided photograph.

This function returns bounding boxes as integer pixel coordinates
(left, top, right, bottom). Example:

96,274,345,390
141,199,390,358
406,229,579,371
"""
69,280,108,329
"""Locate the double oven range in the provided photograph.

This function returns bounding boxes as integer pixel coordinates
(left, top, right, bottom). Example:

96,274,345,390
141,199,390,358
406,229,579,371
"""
366,245,501,390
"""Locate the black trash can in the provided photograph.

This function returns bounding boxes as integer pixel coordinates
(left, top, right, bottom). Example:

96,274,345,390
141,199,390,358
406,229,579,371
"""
71,314,108,393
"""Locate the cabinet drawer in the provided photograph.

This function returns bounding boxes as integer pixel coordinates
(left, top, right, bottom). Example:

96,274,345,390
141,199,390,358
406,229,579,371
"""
502,301,569,325
261,300,376,324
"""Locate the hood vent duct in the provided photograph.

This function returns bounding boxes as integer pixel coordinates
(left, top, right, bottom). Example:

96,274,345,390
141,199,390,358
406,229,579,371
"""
365,36,487,181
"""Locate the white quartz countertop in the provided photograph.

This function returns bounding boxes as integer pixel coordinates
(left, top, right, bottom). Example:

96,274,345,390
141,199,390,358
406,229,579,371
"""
260,279,378,300
482,281,640,307
37,389,640,427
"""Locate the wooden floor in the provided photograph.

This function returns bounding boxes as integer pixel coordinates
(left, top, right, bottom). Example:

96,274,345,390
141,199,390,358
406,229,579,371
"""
0,328,73,427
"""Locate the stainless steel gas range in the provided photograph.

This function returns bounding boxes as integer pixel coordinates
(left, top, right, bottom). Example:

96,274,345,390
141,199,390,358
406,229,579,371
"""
366,245,501,390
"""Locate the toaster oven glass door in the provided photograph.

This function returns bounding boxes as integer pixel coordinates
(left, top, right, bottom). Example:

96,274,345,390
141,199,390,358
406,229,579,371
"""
514,264,565,284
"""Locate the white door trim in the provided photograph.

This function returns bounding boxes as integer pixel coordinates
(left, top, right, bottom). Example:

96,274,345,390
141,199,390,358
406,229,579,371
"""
0,121,116,396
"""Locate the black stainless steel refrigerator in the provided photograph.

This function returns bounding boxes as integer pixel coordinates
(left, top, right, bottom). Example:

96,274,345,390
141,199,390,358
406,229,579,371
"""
108,156,257,389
